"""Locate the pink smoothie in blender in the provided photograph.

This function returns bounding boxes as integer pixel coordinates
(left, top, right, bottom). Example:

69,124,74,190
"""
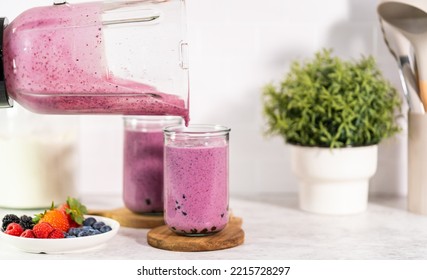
1,1,189,122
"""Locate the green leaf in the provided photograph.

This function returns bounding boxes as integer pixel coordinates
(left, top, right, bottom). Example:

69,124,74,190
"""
65,196,88,225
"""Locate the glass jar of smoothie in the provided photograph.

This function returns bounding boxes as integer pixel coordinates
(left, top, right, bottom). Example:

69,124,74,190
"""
0,0,189,122
163,124,230,236
123,116,183,214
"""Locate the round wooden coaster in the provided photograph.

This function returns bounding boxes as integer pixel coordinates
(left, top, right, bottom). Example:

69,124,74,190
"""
147,217,244,252
229,215,243,227
88,207,165,228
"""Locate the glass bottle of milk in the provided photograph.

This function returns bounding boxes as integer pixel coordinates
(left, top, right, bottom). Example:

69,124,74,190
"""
0,104,79,209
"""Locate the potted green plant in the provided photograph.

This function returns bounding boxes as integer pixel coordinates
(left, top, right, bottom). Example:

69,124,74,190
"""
262,49,402,215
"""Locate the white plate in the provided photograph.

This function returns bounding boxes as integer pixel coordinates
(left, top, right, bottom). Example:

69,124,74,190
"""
0,215,120,254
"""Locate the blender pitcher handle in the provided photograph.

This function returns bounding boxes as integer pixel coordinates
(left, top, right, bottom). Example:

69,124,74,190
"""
179,41,189,70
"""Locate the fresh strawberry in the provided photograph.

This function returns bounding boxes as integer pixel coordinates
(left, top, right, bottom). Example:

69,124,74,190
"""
57,197,88,227
48,229,64,239
34,202,70,232
33,222,54,238
5,223,23,236
20,229,36,238
58,204,79,228
67,219,80,228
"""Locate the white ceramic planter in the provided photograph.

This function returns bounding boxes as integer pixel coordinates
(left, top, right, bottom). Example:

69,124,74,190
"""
290,145,378,215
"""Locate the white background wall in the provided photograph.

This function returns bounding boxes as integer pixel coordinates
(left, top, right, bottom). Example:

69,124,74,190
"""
0,0,408,197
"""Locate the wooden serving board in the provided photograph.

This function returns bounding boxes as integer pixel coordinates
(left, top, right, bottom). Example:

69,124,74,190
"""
147,216,244,252
88,207,165,229
88,207,243,230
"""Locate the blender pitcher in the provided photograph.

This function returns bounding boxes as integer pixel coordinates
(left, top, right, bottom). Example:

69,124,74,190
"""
0,0,189,123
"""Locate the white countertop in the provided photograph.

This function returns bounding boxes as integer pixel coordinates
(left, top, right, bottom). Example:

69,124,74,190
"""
0,193,426,260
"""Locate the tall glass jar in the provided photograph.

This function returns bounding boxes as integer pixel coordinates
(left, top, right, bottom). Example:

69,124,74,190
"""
163,124,230,236
0,104,79,209
123,116,183,214
0,0,189,122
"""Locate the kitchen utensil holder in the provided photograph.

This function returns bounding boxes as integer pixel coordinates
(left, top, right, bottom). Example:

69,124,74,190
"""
408,112,427,214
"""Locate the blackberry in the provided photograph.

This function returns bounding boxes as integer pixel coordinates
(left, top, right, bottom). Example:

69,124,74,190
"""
2,214,20,231
19,215,34,230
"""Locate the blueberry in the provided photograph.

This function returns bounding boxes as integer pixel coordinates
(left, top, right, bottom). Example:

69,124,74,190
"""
68,228,81,236
82,226,92,230
92,221,105,230
87,229,101,235
83,217,96,227
82,228,101,236
66,235,77,238
100,225,112,233
78,230,91,237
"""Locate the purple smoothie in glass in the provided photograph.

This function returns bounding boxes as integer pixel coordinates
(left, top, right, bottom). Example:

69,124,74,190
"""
2,2,189,123
123,130,164,214
123,116,182,214
164,125,230,236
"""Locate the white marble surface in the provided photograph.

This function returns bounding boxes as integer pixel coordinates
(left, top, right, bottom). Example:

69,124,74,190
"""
1,193,427,260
